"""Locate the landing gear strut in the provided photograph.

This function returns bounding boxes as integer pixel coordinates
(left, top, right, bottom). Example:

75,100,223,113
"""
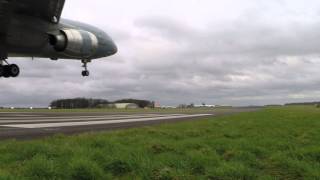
81,60,90,77
0,60,20,78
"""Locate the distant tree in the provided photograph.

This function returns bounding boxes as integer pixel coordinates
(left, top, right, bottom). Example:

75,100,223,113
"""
50,98,156,109
285,102,320,106
50,98,109,109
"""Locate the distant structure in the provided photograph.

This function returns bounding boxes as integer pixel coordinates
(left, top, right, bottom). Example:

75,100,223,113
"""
161,106,177,109
154,102,161,108
194,104,216,108
114,99,154,108
114,103,139,109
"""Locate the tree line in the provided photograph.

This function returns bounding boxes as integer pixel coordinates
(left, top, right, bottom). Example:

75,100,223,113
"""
50,98,154,109
285,102,320,106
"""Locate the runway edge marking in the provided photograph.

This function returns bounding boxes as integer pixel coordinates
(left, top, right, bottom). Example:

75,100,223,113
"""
1,114,213,129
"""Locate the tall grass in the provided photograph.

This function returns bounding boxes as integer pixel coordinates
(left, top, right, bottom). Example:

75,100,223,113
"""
0,106,320,179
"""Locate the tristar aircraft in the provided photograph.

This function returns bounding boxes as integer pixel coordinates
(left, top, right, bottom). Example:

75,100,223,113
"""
0,0,117,77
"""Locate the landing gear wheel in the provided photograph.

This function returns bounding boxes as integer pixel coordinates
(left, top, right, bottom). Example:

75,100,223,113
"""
81,60,91,77
82,70,90,77
0,59,20,78
8,64,20,77
0,65,4,77
3,66,10,78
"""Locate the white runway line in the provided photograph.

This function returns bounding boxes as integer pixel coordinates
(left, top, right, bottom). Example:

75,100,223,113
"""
0,114,184,120
0,112,31,114
2,115,43,117
1,114,212,129
0,114,184,124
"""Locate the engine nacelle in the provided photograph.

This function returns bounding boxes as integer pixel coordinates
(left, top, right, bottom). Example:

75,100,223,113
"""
49,29,99,59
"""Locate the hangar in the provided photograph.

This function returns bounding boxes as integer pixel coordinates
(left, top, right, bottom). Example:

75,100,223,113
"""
114,103,139,109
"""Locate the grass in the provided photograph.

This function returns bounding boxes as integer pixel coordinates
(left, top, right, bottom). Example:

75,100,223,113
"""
0,106,320,179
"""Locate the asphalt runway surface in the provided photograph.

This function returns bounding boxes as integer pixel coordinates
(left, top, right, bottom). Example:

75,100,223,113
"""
0,112,214,140
0,108,259,140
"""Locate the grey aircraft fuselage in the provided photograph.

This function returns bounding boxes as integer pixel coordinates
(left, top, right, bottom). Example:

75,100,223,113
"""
0,0,117,78
6,15,117,61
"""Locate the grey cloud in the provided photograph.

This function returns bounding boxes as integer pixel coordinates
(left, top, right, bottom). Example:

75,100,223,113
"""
126,15,320,105
2,1,320,107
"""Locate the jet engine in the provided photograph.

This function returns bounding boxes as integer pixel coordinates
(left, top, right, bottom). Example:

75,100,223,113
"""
49,29,99,59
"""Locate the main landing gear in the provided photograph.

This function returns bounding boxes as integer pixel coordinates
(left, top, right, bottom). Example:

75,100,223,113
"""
0,60,20,78
81,60,90,77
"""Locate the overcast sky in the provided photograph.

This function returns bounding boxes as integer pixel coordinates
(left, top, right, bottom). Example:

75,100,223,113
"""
3,0,320,107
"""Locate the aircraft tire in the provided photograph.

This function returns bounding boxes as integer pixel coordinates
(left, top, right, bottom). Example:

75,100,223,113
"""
82,70,89,77
8,64,20,77
0,65,3,77
3,66,10,78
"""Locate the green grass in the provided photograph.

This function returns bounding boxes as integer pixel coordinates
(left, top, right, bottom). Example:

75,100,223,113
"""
1,106,320,179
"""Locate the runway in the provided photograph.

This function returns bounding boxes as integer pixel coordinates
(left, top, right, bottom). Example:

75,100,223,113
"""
0,112,213,140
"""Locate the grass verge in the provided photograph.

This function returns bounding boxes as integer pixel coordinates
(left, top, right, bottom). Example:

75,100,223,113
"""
0,106,320,179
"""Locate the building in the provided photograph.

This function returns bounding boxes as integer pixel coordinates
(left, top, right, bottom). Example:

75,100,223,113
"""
114,103,139,109
194,104,216,108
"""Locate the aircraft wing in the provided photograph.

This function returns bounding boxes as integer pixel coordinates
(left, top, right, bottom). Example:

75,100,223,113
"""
13,0,66,23
0,1,11,34
0,0,12,56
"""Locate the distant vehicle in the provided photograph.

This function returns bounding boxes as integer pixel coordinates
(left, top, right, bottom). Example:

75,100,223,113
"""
0,0,117,78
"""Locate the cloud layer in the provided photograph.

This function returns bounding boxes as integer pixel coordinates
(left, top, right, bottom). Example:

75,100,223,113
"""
2,0,320,107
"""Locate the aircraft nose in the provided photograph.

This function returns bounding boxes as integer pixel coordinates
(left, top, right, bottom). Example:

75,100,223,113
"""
109,40,118,55
101,33,117,56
